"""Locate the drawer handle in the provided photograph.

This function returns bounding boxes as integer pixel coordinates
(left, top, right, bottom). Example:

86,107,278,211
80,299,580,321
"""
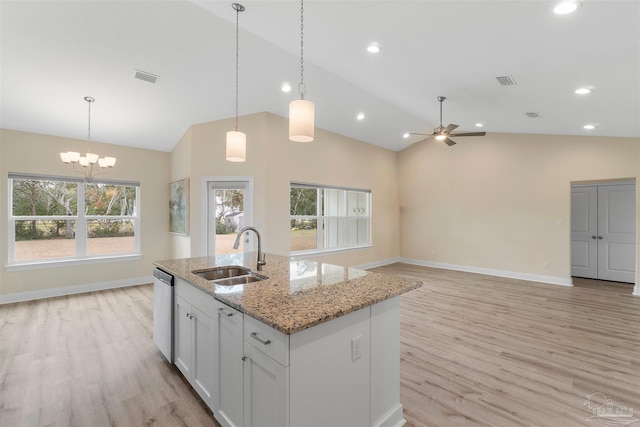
218,307,234,317
250,331,271,346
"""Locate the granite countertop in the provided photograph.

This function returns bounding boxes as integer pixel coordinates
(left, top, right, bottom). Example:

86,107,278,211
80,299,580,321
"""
154,253,422,335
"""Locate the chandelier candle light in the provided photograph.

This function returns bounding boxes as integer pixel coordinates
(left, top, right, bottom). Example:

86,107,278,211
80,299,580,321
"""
289,0,314,142
60,96,116,178
226,3,247,162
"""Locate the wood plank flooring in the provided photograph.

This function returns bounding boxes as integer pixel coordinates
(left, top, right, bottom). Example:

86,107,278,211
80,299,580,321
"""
370,264,640,427
0,265,638,426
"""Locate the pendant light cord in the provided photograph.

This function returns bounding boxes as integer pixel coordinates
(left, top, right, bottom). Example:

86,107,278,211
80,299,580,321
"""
234,4,241,131
299,0,306,99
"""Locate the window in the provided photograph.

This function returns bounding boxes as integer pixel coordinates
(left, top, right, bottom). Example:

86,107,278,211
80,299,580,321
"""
8,173,140,265
290,183,371,254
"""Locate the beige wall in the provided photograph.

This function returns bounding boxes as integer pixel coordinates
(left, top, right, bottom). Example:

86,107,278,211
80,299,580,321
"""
398,132,640,284
170,112,400,267
0,129,171,298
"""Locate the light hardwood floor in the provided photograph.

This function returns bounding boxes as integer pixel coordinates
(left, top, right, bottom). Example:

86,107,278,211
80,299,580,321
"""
1,265,638,426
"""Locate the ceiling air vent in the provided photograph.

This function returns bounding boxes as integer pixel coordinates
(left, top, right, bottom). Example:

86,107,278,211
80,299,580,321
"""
134,69,159,84
525,112,541,118
495,75,517,86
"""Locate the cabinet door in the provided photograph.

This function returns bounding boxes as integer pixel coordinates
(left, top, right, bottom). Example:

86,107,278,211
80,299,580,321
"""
192,305,215,407
214,303,244,427
174,294,192,377
243,342,289,427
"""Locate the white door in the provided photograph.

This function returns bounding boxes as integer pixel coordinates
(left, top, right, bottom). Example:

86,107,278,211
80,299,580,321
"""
207,179,253,256
571,183,636,283
597,184,636,282
571,186,598,278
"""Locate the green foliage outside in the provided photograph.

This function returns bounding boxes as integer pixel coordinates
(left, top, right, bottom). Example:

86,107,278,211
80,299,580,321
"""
290,188,318,230
216,220,236,235
12,179,136,241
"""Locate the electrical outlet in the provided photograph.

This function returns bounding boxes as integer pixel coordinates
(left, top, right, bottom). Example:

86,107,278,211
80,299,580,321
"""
351,335,361,361
543,260,550,269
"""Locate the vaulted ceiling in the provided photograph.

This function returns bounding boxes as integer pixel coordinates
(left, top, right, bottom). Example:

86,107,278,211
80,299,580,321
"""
1,1,638,152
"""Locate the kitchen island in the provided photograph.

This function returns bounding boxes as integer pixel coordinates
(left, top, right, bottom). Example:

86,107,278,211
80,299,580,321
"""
154,253,422,427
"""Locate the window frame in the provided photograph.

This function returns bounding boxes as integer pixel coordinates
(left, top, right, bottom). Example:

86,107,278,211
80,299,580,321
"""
290,182,372,256
7,173,141,269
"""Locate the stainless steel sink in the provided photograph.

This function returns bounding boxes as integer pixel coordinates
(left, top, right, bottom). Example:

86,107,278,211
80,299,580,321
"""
192,266,251,281
192,266,268,286
214,274,267,287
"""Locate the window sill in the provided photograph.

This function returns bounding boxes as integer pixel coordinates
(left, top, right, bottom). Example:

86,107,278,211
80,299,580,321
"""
5,254,143,272
291,245,372,259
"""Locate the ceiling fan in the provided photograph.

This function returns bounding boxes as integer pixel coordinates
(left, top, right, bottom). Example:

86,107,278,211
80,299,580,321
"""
409,96,486,146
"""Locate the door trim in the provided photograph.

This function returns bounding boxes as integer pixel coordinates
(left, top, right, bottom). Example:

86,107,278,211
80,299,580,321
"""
201,176,254,256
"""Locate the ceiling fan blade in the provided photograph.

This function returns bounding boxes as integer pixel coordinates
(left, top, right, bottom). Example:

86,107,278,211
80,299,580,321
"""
444,138,457,146
449,132,487,137
443,123,459,134
408,132,431,136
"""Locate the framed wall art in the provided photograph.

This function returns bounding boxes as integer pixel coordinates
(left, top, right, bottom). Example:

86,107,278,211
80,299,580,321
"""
169,178,189,235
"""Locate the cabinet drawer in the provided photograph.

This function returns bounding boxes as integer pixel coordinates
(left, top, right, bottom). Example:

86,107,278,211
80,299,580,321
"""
244,315,289,366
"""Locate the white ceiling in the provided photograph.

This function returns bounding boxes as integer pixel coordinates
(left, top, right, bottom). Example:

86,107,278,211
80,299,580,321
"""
1,0,639,153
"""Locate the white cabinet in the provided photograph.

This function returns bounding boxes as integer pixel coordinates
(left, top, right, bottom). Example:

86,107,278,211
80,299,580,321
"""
243,315,290,427
243,341,289,427
213,301,244,427
174,279,216,409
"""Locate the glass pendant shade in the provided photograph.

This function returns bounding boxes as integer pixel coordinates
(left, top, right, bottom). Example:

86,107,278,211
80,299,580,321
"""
226,131,246,162
86,152,99,164
289,99,315,142
435,134,447,141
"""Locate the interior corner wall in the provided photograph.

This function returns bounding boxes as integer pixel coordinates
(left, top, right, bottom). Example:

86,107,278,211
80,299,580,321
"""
170,112,400,267
170,127,193,259
0,128,171,298
397,132,640,284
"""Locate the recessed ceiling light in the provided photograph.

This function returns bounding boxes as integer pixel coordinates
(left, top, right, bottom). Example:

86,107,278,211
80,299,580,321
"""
367,42,381,54
402,132,410,139
583,124,596,130
475,123,484,128
575,87,591,95
554,1,582,14
357,112,365,121
281,82,292,93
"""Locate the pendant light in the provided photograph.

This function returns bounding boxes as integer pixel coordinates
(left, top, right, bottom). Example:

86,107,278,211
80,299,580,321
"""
289,0,314,142
226,3,246,162
60,96,116,179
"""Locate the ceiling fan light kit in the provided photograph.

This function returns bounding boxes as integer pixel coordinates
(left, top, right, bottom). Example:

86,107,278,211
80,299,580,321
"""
409,96,486,147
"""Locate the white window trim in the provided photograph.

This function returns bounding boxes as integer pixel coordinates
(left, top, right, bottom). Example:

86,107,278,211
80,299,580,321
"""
290,182,372,255
7,174,141,268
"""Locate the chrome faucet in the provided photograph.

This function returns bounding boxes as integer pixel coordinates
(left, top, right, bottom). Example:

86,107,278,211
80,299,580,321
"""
233,226,266,271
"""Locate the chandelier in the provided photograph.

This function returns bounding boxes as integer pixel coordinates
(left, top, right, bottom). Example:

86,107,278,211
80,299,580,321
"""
60,96,116,178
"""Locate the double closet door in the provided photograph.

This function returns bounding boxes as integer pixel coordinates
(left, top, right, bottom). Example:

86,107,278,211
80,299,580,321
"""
571,182,636,283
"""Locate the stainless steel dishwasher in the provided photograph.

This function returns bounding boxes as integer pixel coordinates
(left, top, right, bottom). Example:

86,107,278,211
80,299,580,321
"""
153,267,174,362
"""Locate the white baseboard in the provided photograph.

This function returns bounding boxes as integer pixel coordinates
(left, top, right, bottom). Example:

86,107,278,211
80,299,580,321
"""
353,257,401,271
397,258,573,287
0,275,153,305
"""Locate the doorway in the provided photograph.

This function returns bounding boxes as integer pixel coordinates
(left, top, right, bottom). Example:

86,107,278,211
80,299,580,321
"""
204,177,253,256
571,180,636,283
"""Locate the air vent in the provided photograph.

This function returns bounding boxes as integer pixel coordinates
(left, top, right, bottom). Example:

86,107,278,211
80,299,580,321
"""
525,112,541,118
134,69,159,84
495,75,517,86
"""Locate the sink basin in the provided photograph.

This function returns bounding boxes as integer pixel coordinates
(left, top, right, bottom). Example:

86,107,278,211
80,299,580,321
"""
192,266,251,281
214,274,267,287
192,266,268,286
